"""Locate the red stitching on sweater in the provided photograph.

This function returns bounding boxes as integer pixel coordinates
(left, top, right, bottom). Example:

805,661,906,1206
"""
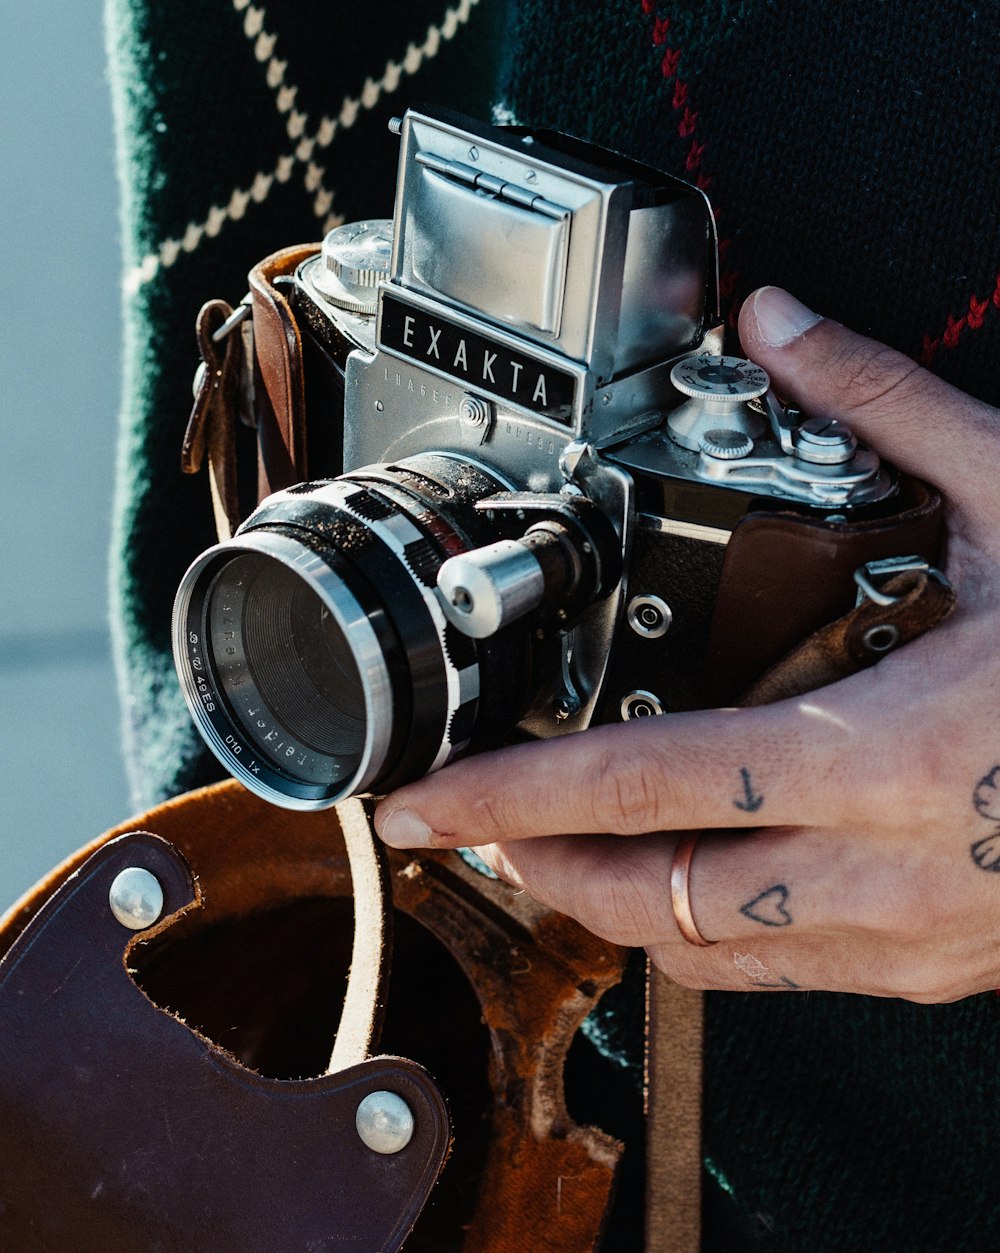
642,2,739,319
921,271,1000,365
660,46,681,77
943,313,966,350
919,335,940,367
968,295,988,331
678,106,698,138
685,139,706,171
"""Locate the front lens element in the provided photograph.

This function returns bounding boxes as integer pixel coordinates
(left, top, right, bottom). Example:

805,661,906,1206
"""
207,553,367,784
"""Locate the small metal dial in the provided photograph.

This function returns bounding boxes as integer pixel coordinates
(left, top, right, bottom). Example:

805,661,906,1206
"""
698,428,754,460
670,355,769,403
667,355,769,453
314,219,394,314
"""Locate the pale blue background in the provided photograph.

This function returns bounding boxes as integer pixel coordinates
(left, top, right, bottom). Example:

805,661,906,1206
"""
0,7,129,909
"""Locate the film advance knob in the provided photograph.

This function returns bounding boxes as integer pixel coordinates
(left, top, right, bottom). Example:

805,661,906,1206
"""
667,354,769,452
314,219,394,314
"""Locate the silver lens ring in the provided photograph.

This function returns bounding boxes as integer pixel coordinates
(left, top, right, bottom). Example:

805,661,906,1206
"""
173,528,394,811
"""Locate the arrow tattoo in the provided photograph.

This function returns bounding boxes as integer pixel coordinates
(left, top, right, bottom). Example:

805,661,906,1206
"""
733,767,765,813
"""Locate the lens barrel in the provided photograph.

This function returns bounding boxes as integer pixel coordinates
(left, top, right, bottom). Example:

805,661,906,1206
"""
173,456,528,809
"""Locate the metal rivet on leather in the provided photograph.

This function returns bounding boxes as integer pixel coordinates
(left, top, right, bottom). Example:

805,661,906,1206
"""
108,867,164,930
356,1091,415,1155
862,623,901,653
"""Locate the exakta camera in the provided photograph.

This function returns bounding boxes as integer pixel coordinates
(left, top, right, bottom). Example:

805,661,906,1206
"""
174,107,922,810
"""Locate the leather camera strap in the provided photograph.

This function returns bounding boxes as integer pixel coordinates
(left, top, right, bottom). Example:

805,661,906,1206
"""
328,797,393,1071
249,243,321,498
740,566,956,707
181,298,244,540
0,795,447,1252
704,479,944,705
183,245,320,542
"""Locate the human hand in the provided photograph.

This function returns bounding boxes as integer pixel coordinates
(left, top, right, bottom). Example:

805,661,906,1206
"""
374,286,1000,1002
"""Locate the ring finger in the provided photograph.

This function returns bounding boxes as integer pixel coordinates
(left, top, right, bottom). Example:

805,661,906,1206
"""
476,826,899,986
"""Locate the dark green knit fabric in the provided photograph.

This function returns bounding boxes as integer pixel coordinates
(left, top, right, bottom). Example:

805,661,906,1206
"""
501,3,1000,1249
108,1,1000,1249
107,0,511,805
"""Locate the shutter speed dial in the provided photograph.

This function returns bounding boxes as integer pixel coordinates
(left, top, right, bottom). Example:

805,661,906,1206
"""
667,354,769,452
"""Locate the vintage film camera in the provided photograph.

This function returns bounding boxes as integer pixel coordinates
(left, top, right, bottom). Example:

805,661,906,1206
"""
174,107,936,811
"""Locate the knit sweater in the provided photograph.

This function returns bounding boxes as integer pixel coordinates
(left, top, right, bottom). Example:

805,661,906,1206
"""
108,1,1000,1249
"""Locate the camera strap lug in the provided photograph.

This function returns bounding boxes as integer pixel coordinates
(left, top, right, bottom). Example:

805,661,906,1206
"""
853,555,949,607
211,299,252,343
740,559,956,706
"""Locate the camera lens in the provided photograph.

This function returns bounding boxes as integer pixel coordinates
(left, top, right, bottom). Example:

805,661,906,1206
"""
174,456,533,810
206,553,367,781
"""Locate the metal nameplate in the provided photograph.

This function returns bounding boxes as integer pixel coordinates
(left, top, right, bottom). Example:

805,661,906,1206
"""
379,291,577,425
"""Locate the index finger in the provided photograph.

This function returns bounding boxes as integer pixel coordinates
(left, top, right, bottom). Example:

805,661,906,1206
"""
373,697,862,849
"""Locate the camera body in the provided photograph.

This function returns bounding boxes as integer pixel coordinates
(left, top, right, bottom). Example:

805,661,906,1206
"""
174,108,908,810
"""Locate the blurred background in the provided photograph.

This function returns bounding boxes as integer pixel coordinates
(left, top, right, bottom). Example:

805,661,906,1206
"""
0,6,129,910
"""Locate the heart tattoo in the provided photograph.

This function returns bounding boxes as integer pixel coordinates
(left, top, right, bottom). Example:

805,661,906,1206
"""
740,885,793,928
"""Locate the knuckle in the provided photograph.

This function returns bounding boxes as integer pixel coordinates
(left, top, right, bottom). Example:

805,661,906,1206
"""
878,940,985,1003
574,849,659,945
469,790,520,841
858,862,951,943
588,746,670,835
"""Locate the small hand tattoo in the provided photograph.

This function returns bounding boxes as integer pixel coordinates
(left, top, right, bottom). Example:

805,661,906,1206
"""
971,834,1000,872
970,766,1000,871
973,766,1000,821
733,767,765,813
740,884,793,927
732,952,800,989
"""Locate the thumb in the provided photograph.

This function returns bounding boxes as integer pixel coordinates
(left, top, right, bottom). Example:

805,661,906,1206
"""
738,286,994,505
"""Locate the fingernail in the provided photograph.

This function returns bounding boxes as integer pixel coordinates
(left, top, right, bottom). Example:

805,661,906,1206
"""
749,286,822,347
377,806,433,848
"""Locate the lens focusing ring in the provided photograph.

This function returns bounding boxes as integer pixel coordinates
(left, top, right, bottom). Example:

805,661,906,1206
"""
173,471,487,810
